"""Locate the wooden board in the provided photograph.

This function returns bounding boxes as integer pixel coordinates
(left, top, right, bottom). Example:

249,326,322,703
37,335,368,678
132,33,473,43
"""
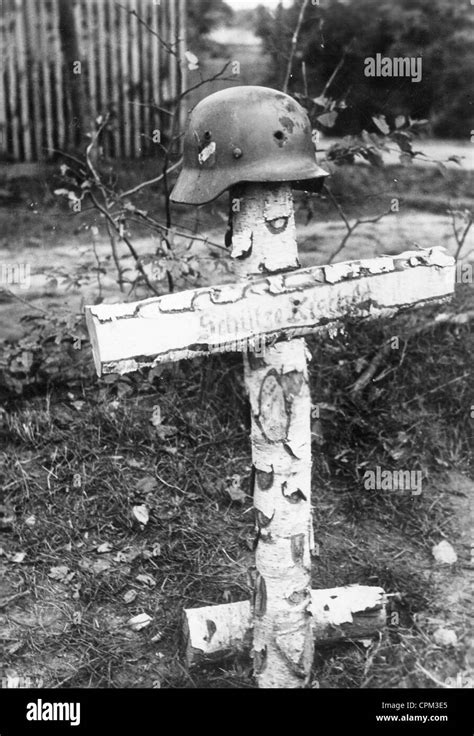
183,585,387,666
85,248,455,376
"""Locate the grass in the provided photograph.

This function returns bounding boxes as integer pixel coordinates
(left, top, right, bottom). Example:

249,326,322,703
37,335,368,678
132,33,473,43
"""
1,278,472,688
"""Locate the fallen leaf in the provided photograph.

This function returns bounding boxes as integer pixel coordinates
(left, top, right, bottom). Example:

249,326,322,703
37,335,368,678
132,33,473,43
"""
150,405,162,427
124,589,138,604
48,565,70,580
433,628,458,647
226,474,246,503
136,573,156,587
91,558,112,574
10,551,26,563
132,505,149,526
128,612,152,631
6,641,23,655
96,542,113,554
432,540,457,565
136,476,158,494
0,505,16,530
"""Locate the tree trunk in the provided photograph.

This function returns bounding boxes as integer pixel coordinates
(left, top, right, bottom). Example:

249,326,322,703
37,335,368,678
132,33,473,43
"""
231,183,314,688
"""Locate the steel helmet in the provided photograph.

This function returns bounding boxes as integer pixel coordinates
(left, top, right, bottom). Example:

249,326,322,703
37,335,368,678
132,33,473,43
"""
170,85,329,205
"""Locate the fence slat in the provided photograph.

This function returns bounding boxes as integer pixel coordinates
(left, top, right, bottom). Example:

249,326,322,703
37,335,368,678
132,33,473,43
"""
0,7,7,155
178,0,187,138
15,0,32,160
83,0,97,123
129,0,140,157
150,0,160,144
38,0,54,156
3,0,186,162
139,0,150,155
6,3,20,160
107,0,120,157
169,0,177,104
96,0,107,117
119,1,131,157
24,0,43,160
51,0,65,150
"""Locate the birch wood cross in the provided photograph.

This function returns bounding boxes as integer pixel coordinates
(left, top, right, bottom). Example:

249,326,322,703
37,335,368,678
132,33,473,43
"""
85,182,455,688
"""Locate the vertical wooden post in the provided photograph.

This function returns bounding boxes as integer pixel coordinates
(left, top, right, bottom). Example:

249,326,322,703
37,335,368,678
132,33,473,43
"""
0,3,7,156
129,0,140,156
24,0,43,160
231,183,314,688
15,0,31,160
107,0,120,158
178,0,187,146
38,0,54,157
51,0,65,151
96,0,107,116
150,0,160,107
120,1,131,158
83,0,97,129
6,2,20,160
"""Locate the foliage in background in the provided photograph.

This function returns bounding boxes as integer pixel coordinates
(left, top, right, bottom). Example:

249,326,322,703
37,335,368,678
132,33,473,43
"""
256,0,474,138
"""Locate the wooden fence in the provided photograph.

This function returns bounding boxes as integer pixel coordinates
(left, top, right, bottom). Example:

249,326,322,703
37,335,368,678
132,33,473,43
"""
0,0,187,162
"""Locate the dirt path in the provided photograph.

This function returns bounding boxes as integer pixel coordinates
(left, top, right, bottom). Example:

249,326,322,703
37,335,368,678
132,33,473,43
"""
1,210,470,343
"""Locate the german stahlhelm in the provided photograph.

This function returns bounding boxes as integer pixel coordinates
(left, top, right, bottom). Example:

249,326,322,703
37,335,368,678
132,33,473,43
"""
170,86,329,205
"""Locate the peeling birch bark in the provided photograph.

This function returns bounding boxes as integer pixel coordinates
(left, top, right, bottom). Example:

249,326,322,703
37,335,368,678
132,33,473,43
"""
85,246,455,376
183,585,387,667
231,183,313,688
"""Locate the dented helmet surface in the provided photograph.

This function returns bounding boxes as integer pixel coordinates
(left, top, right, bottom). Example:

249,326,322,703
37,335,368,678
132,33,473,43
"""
171,86,329,205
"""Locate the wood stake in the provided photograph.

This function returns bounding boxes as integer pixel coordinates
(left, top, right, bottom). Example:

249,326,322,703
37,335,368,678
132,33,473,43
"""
231,183,313,687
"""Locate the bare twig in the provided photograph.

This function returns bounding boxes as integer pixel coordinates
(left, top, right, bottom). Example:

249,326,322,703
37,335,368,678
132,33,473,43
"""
283,0,309,93
321,39,354,98
90,231,103,301
0,591,29,609
105,219,124,293
117,3,177,56
120,159,182,199
449,209,473,262
88,191,160,296
323,185,392,264
351,313,474,396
